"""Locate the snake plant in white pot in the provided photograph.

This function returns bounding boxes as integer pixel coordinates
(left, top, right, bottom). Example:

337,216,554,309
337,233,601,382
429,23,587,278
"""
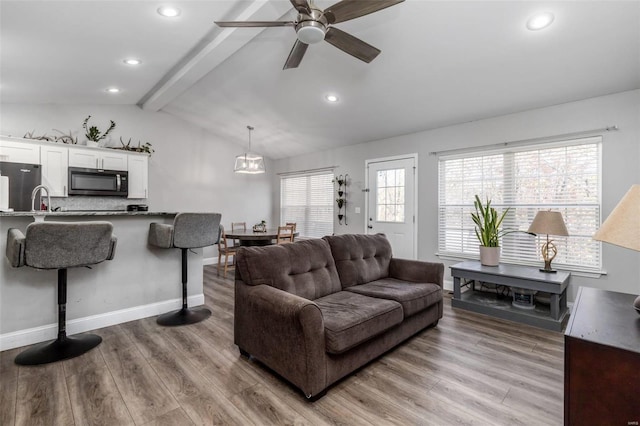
471,195,511,266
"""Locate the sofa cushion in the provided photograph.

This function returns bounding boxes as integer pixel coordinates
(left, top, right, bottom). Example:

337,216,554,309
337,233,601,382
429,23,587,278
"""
323,233,392,288
314,291,403,354
346,278,442,318
235,239,342,300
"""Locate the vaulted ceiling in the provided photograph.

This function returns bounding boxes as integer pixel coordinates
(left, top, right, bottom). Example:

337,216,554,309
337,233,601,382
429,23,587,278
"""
2,1,639,159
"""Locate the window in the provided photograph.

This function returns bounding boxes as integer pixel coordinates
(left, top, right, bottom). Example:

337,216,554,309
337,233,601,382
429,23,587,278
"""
438,137,602,272
376,168,406,222
280,171,334,238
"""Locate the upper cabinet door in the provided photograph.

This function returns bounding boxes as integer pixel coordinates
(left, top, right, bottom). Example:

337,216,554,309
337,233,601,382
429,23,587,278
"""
127,154,148,199
0,139,40,164
101,151,128,171
68,147,127,171
68,147,100,168
40,145,69,197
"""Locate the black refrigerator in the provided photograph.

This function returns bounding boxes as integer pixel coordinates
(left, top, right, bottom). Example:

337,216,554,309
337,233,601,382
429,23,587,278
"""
0,161,42,211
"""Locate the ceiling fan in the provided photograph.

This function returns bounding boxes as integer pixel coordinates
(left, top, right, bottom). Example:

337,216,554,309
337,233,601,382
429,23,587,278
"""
215,0,405,69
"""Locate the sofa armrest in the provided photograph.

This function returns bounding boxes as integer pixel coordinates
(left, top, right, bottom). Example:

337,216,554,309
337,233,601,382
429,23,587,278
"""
234,280,326,398
389,258,444,287
6,228,26,267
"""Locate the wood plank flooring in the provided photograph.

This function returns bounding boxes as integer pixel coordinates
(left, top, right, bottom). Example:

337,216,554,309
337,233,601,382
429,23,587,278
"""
0,266,565,425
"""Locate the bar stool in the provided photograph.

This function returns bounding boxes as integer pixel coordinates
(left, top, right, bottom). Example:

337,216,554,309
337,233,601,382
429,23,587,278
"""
6,221,117,365
148,212,221,326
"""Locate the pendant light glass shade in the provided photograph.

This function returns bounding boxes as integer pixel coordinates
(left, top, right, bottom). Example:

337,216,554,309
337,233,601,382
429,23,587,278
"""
234,125,265,174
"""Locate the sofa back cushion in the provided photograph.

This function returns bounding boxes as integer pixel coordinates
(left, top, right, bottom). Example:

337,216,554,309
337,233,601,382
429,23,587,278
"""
323,233,392,288
235,238,342,300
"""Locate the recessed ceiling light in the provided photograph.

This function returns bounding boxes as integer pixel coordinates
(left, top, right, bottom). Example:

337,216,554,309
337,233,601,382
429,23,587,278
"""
123,58,141,66
526,12,554,31
157,6,181,17
106,87,120,93
325,94,339,103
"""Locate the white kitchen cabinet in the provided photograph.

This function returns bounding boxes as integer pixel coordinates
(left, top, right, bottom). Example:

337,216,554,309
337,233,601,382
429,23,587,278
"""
69,147,127,171
40,145,68,197
127,154,148,199
0,139,40,164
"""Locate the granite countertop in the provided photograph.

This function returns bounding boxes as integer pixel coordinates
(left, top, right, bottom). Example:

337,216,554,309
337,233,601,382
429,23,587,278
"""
0,211,177,217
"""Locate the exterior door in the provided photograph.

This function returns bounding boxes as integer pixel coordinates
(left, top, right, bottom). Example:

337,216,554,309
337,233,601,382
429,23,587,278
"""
366,155,417,259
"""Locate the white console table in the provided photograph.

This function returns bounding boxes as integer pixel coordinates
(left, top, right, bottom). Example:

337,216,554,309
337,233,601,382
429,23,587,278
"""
450,261,570,331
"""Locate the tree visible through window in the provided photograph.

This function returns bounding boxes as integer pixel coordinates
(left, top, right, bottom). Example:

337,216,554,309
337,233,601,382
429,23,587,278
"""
438,137,602,272
281,172,333,238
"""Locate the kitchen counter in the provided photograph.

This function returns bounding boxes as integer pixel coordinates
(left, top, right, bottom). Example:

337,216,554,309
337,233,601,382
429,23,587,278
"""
0,211,209,351
0,210,176,217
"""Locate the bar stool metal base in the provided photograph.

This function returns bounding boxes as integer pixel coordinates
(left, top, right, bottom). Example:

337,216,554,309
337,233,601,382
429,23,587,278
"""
156,307,211,326
15,334,102,366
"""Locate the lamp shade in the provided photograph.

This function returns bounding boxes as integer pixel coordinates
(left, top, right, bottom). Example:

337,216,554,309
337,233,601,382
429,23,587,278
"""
234,125,265,174
528,211,569,236
593,184,640,251
234,152,265,174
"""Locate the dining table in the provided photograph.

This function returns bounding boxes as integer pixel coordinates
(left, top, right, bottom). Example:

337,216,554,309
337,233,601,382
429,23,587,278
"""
224,228,299,246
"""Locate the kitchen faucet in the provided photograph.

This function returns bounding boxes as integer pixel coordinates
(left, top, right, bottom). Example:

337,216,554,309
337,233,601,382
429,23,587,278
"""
31,185,52,212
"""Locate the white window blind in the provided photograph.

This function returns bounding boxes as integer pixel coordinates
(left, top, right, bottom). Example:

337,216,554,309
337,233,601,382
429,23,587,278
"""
438,137,602,272
281,171,334,238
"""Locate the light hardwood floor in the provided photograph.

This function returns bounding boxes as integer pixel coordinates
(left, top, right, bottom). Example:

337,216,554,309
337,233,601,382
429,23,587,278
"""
0,266,564,425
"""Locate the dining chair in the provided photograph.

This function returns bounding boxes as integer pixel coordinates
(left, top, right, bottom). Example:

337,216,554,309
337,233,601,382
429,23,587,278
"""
285,222,297,232
276,225,295,245
218,225,238,278
231,222,246,246
231,222,246,231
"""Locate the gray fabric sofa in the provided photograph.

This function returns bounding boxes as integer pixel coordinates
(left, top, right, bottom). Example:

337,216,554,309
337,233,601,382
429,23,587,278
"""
234,233,444,400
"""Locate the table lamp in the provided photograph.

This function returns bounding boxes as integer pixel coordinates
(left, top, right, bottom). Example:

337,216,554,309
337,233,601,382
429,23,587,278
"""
528,211,569,273
593,184,640,314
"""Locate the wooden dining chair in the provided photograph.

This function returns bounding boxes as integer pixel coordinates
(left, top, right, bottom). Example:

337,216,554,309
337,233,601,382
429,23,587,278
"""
231,222,246,246
285,222,297,232
276,225,295,245
231,222,246,232
217,225,238,278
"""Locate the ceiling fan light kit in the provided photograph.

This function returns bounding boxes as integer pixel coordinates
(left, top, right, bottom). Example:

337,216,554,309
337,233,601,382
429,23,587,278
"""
215,0,405,69
296,21,326,44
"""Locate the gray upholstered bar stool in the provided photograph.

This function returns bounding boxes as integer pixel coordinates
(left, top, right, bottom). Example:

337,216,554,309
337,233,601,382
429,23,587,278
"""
6,221,117,365
148,212,221,326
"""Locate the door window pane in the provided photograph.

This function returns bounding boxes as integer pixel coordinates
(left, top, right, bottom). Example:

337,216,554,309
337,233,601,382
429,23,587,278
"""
376,169,405,222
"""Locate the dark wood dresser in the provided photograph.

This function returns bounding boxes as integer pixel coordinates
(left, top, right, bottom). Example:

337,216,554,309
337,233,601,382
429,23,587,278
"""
564,286,640,425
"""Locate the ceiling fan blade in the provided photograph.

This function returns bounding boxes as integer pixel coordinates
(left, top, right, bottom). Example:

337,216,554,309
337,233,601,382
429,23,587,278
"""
215,21,295,28
324,27,380,63
324,0,404,24
290,0,311,14
283,40,309,70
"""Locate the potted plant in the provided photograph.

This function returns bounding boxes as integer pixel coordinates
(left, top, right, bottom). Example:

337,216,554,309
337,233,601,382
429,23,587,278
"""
470,195,510,266
83,115,116,147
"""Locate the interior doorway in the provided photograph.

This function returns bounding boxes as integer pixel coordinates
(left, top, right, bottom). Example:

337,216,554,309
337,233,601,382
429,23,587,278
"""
365,154,417,259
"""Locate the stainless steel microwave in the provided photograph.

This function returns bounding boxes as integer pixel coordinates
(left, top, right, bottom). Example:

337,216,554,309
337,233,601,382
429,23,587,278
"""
68,167,128,197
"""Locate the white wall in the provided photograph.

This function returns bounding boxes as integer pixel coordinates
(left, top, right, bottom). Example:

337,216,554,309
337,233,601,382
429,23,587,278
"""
273,90,640,301
0,104,274,259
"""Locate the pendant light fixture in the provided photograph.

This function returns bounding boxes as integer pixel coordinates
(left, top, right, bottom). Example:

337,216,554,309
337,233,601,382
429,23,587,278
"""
234,125,265,174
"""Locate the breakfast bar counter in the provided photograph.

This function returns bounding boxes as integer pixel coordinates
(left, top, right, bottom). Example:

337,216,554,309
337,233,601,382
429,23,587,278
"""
0,211,208,351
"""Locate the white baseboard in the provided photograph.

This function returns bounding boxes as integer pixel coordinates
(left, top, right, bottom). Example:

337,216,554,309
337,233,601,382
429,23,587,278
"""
443,279,453,292
203,257,217,266
0,294,205,351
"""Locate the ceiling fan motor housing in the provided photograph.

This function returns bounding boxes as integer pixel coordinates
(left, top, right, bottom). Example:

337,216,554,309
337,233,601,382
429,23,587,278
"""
295,9,327,44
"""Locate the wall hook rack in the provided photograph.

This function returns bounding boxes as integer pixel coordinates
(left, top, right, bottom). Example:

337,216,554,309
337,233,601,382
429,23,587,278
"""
334,174,348,225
